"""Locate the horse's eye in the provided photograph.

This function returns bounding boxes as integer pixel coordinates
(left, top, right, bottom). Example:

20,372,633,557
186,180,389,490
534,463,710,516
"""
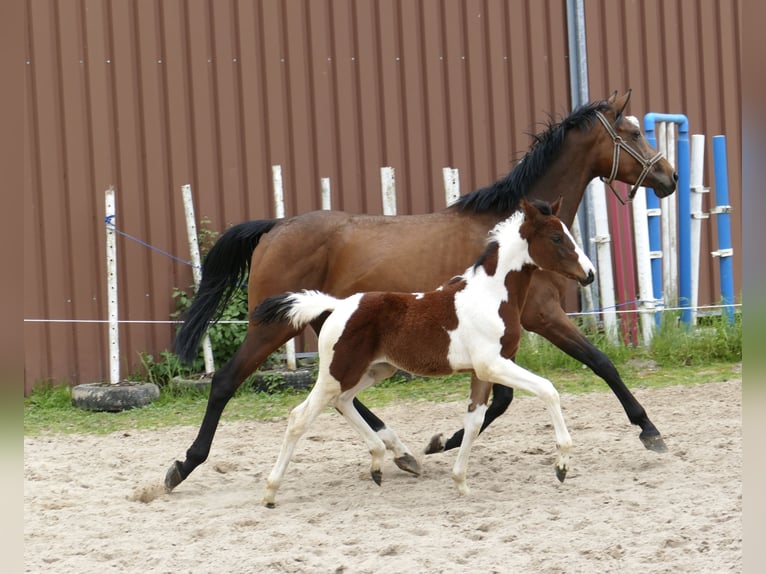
552,235,563,244
632,130,641,139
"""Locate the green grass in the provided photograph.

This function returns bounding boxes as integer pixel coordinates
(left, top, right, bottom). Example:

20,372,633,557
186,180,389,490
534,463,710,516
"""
25,312,741,437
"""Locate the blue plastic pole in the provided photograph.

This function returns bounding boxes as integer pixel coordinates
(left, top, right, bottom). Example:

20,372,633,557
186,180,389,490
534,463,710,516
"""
712,135,735,323
643,113,691,324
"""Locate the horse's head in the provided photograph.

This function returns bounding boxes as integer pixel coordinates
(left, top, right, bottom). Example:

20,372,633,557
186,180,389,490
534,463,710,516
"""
519,198,595,286
596,90,678,200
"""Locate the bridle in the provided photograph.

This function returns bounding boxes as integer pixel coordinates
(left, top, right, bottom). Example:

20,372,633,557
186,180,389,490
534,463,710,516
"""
594,111,664,205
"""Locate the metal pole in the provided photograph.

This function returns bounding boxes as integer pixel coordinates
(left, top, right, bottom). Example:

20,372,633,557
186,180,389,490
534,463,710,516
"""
105,187,120,384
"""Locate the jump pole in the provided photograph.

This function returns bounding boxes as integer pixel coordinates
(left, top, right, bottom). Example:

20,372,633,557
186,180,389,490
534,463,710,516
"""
272,165,297,370
181,184,215,374
711,136,735,323
643,113,690,324
688,135,708,326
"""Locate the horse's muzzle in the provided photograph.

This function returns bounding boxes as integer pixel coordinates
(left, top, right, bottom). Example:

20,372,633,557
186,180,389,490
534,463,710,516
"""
579,269,595,286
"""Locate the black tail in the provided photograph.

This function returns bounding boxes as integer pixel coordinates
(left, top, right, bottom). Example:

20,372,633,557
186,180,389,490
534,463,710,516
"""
251,293,297,325
173,219,280,364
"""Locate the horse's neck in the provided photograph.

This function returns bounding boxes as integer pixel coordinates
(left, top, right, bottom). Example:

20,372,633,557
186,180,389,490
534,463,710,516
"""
527,135,597,226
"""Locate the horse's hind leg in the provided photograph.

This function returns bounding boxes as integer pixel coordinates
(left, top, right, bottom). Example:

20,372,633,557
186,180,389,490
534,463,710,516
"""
263,375,339,508
165,321,298,492
336,363,420,483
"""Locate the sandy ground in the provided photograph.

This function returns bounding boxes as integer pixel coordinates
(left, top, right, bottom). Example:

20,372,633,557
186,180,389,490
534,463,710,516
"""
25,376,741,573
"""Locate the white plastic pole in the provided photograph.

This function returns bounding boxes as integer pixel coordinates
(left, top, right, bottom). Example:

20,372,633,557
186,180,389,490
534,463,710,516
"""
321,177,332,210
442,167,460,206
272,165,297,370
659,122,678,304
182,184,215,374
588,179,618,344
381,167,397,215
689,134,706,325
632,186,656,346
105,186,120,384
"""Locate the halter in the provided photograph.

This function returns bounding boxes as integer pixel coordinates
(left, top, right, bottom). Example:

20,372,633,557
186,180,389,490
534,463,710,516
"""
594,111,664,205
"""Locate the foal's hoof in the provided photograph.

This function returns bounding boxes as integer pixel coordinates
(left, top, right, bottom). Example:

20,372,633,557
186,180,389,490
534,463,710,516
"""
394,453,422,476
371,469,383,486
164,461,184,492
556,466,568,483
424,433,445,455
640,432,668,453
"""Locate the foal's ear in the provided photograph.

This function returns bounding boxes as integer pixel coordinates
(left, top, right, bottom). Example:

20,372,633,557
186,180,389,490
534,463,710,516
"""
550,196,563,216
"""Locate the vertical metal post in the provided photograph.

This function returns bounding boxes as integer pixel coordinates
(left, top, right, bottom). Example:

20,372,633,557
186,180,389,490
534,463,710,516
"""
105,186,120,384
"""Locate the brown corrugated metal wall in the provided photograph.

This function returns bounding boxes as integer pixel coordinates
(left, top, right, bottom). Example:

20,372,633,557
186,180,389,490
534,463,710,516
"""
24,0,741,392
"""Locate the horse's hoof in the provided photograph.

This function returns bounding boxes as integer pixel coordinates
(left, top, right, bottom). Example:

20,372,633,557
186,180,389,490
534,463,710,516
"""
371,469,382,486
164,461,184,492
394,453,421,476
555,464,568,483
640,432,668,453
264,501,276,509
424,433,445,455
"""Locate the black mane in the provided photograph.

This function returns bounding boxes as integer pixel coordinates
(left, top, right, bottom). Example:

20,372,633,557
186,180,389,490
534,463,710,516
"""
451,100,612,214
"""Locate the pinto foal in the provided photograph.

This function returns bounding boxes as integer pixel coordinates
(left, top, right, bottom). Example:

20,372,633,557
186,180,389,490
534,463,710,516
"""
253,198,595,507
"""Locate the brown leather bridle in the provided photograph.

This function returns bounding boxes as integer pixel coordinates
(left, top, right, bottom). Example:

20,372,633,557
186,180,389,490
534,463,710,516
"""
594,111,664,205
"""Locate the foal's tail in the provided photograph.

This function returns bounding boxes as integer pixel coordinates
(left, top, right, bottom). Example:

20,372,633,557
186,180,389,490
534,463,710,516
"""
253,290,340,330
174,219,280,364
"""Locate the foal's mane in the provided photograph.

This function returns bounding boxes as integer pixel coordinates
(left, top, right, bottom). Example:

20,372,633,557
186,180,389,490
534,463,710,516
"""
451,100,612,214
470,199,554,273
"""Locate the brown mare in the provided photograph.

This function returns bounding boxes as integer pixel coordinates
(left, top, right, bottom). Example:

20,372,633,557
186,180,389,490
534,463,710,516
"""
165,90,677,492
254,198,595,507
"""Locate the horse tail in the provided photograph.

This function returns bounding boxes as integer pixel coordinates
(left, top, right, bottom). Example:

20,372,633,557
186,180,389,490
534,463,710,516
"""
174,219,280,364
253,290,340,331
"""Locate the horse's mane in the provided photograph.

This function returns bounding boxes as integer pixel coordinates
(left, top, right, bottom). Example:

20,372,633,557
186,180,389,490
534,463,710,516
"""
451,100,612,214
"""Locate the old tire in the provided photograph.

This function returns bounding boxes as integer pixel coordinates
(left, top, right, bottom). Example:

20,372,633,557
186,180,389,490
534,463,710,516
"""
71,381,160,412
251,368,314,392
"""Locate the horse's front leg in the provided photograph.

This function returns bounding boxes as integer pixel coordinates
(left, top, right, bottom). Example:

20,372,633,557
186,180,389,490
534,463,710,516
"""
425,374,514,454
480,360,572,482
522,279,667,453
451,378,492,495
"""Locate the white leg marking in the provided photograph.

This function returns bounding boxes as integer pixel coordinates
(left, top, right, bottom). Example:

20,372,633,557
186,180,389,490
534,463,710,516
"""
262,374,339,507
477,358,572,481
451,403,488,495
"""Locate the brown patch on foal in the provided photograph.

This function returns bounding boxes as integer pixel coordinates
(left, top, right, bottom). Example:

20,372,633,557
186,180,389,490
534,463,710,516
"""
330,289,463,390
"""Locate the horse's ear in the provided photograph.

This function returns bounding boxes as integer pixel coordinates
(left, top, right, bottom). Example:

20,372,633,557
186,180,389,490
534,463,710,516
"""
519,198,535,219
550,196,563,216
606,90,618,105
612,89,632,118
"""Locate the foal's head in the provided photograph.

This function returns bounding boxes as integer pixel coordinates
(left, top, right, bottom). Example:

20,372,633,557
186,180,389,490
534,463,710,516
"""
519,198,595,286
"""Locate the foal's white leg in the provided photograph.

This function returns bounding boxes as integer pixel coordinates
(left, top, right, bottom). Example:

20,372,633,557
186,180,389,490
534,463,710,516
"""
262,374,339,508
479,359,573,482
336,363,420,482
451,403,488,495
